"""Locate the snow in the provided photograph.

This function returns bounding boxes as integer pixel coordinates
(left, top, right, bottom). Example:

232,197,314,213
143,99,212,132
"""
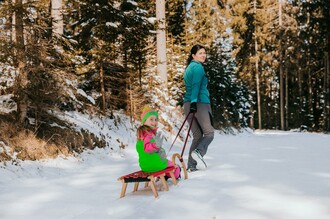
0,94,16,114
1,113,330,219
77,89,95,104
106,22,120,28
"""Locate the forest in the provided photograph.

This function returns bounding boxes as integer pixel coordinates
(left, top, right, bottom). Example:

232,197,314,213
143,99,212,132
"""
0,0,329,159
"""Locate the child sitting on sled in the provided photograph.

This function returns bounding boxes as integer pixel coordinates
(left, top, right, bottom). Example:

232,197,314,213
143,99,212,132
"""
136,106,181,179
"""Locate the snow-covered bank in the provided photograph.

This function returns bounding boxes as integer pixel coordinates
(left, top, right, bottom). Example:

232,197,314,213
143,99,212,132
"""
1,130,330,219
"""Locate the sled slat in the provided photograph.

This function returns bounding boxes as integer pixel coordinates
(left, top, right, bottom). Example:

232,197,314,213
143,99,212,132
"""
118,166,176,198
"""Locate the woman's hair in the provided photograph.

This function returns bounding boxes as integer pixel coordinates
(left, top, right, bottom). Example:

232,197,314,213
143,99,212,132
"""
186,44,206,66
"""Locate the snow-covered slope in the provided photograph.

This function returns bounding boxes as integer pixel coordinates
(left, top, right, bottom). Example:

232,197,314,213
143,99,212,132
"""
1,124,330,219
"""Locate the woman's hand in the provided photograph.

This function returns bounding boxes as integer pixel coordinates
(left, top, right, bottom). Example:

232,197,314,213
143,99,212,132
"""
190,102,197,113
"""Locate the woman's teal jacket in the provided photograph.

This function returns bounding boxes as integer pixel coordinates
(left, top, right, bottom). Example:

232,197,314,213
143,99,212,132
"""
183,60,210,104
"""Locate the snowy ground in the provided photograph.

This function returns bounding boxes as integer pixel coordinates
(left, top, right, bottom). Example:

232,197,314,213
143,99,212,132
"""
1,129,330,219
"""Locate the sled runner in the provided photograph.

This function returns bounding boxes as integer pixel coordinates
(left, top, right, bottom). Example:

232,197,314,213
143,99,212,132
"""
118,153,188,198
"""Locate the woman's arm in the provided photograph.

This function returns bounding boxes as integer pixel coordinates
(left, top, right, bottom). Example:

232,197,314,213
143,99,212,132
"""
190,64,205,103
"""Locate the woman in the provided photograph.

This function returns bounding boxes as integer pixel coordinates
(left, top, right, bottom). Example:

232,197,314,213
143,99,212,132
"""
183,44,214,172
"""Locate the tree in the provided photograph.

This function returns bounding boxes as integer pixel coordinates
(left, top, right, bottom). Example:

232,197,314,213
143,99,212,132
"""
51,0,63,36
224,0,258,128
166,0,187,106
14,0,28,124
65,0,151,112
156,0,167,85
182,0,251,129
293,0,330,131
0,0,76,125
207,35,251,129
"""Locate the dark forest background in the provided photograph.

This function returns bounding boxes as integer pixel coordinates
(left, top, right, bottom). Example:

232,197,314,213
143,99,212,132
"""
0,0,329,137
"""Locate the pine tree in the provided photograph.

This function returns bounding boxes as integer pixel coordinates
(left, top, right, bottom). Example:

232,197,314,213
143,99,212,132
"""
291,0,330,131
64,0,152,112
166,0,186,44
207,34,251,129
166,0,187,106
185,0,223,48
0,0,73,124
181,0,251,129
224,0,257,128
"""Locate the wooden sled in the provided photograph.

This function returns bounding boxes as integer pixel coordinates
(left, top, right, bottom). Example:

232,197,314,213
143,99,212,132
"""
118,153,188,198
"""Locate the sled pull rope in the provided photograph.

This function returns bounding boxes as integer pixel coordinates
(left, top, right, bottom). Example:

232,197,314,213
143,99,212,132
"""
180,113,195,158
167,112,190,154
167,112,195,157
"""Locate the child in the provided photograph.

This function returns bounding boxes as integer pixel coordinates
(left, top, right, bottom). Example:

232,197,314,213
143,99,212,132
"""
136,106,180,179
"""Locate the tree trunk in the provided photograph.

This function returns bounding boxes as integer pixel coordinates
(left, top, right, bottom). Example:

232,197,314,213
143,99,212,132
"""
306,7,314,127
100,64,106,113
11,0,16,42
255,34,261,129
279,0,285,130
156,0,167,86
249,106,254,129
285,67,289,129
254,0,262,129
51,0,63,36
129,78,133,124
325,6,330,132
298,60,303,128
325,52,330,132
307,65,313,125
15,0,28,124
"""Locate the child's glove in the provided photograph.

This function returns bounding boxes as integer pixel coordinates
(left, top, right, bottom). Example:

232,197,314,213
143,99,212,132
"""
158,147,167,161
154,131,164,147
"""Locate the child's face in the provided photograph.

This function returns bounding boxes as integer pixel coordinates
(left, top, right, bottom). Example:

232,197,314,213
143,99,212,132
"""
144,115,158,128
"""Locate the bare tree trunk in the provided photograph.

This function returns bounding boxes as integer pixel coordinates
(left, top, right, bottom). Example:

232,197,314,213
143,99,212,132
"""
51,0,63,36
100,64,106,113
324,50,329,132
285,68,289,129
15,0,28,124
156,0,167,86
11,0,16,42
325,52,330,132
254,0,262,129
249,106,254,129
255,35,261,129
298,62,303,127
129,78,133,124
307,64,313,124
305,8,314,127
279,0,285,130
325,7,330,132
